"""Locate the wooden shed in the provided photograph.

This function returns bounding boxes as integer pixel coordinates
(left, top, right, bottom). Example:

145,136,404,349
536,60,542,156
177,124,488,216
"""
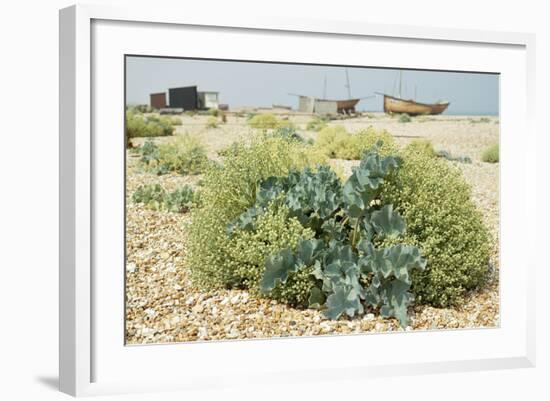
150,92,167,110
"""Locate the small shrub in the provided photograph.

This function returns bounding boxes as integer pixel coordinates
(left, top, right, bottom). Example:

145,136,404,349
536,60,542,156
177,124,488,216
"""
132,184,195,213
206,116,218,128
398,113,412,123
136,136,209,175
186,134,326,289
126,111,175,139
208,108,220,117
381,145,491,306
407,139,436,157
138,140,160,163
226,203,314,305
248,113,280,129
220,111,227,124
306,116,329,132
277,118,295,130
314,126,397,159
481,143,499,163
163,185,195,213
270,126,304,142
170,116,182,126
226,152,427,326
131,104,153,113
406,139,472,164
436,150,472,164
157,135,209,175
132,184,166,210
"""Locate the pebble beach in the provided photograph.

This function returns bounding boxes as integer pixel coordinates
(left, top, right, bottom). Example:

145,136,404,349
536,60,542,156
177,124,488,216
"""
125,113,500,344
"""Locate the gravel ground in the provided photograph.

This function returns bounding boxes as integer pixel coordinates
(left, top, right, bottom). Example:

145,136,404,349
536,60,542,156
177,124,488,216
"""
125,113,500,344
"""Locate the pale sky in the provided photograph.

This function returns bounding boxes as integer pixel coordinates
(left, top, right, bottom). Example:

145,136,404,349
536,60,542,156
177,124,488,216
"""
126,56,499,115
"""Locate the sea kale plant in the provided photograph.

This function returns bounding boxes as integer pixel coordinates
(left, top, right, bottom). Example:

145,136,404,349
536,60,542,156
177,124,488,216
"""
227,147,426,327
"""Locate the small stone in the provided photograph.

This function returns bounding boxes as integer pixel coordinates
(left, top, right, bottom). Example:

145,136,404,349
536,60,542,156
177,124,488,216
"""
364,313,375,321
227,328,240,338
192,304,204,314
198,327,208,338
320,322,331,332
126,263,137,273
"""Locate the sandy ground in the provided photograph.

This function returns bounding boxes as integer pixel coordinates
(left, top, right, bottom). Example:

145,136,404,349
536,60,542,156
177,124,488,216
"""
126,112,499,344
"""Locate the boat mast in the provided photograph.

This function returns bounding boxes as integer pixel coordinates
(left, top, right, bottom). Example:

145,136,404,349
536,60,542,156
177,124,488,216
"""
323,74,327,99
345,68,352,98
398,70,402,98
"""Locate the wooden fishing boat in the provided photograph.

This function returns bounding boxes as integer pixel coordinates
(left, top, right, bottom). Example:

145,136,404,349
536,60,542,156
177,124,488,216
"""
336,98,361,114
290,68,372,114
381,93,450,116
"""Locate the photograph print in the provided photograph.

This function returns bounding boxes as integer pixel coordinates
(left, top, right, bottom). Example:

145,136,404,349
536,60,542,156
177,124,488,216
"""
124,56,499,344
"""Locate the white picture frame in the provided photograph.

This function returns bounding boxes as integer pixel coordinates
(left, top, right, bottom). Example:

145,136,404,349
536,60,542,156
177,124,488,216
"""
59,4,536,397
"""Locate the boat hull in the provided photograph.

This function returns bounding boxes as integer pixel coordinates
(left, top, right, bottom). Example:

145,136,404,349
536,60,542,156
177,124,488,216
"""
336,98,360,114
383,95,449,116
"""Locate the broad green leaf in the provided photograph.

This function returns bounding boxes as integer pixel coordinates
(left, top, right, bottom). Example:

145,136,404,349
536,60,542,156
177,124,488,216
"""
226,206,259,235
378,280,412,327
296,239,325,266
370,205,406,238
308,286,326,309
324,285,364,320
260,248,296,293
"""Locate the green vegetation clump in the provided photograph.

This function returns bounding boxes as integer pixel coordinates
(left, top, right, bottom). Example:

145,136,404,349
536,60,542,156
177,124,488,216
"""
314,126,398,159
186,134,326,290
126,111,175,139
157,135,209,174
132,184,166,210
136,135,209,175
206,116,218,128
398,113,412,123
226,204,315,306
407,139,436,157
306,116,329,132
247,113,280,129
187,129,492,322
436,150,472,164
130,104,153,113
270,126,305,143
226,151,427,326
381,144,491,306
170,116,182,126
481,143,499,163
132,184,195,213
407,139,472,163
163,186,195,213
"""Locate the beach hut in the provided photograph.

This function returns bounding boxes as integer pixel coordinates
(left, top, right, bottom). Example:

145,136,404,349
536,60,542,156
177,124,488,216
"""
149,92,167,109
168,86,199,110
197,91,219,109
